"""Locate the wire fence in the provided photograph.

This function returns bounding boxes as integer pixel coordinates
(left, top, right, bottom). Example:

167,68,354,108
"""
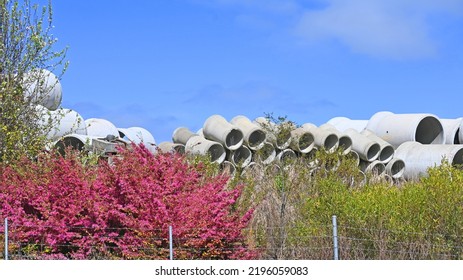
1,216,463,260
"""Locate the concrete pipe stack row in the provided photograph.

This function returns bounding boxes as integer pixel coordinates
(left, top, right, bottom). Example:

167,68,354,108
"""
327,111,463,180
165,114,355,178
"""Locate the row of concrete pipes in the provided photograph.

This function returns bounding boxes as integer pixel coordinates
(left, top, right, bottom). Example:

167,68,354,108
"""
30,70,463,181
160,112,463,181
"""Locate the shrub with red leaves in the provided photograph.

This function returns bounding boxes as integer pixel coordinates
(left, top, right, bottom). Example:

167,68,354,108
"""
0,145,256,259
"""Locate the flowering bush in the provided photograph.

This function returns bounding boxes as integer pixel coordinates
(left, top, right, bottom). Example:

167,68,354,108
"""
0,145,256,259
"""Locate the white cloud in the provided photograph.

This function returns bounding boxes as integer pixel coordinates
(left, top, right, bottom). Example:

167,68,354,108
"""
295,0,463,59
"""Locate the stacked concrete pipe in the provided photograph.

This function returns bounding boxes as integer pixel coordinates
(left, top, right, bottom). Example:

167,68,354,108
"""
301,123,339,153
344,129,381,162
361,129,395,164
319,123,353,154
230,115,266,150
23,69,63,111
327,117,368,133
366,111,445,148
440,118,463,144
185,135,226,164
157,142,185,154
395,141,463,180
203,115,244,150
290,127,315,153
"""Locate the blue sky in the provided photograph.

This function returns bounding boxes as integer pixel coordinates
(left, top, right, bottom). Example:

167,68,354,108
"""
50,0,463,143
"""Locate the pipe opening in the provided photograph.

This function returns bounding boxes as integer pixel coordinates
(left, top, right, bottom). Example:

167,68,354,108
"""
276,130,292,149
253,142,276,164
339,136,352,152
231,146,252,167
55,136,86,155
415,116,444,144
221,161,236,176
451,148,463,166
208,143,226,164
379,145,394,163
324,134,339,151
388,159,405,179
173,145,185,154
248,129,266,149
367,143,381,161
297,132,314,153
225,129,244,150
370,162,385,176
278,149,296,164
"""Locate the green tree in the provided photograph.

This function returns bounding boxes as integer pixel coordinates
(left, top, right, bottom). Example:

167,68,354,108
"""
0,0,67,162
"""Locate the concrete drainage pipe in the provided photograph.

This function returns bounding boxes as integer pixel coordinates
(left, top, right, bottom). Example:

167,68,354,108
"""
203,115,244,150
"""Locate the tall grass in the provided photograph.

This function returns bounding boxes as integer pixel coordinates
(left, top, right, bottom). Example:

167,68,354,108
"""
235,149,463,259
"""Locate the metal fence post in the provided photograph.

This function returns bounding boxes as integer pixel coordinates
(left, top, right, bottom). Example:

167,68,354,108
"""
169,225,173,260
4,218,8,260
332,215,339,260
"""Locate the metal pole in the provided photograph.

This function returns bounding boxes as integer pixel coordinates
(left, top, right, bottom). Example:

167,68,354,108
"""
332,215,339,260
4,218,8,260
169,225,173,260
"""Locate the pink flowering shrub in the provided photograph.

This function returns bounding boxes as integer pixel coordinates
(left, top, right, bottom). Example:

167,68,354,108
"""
0,145,256,259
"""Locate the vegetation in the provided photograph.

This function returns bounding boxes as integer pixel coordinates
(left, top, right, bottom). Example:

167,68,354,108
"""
0,0,67,162
0,145,256,259
235,149,463,259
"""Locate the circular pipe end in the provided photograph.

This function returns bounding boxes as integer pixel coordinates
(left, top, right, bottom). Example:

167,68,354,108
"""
415,116,445,145
378,145,395,163
247,129,266,150
208,143,226,164
225,129,244,150
324,134,339,153
386,158,405,179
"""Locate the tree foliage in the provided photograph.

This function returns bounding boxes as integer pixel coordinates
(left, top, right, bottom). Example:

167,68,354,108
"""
0,145,256,259
0,0,67,162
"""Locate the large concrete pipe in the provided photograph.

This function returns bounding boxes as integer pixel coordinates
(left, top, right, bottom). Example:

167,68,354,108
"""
254,117,292,150
346,150,360,166
127,127,157,154
185,135,226,164
395,141,463,180
440,118,462,144
203,115,244,150
23,69,62,111
157,142,185,154
327,117,368,133
86,118,119,138
290,127,315,153
359,160,386,176
276,149,297,164
221,161,236,176
38,106,87,140
230,115,266,150
360,129,395,164
54,134,120,155
228,145,252,168
344,129,381,162
118,128,140,143
301,123,339,153
366,111,445,148
319,123,353,154
172,127,197,145
252,142,276,165
385,158,406,179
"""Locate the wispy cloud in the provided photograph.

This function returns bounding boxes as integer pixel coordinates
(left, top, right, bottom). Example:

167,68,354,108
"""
195,0,463,59
294,0,463,59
